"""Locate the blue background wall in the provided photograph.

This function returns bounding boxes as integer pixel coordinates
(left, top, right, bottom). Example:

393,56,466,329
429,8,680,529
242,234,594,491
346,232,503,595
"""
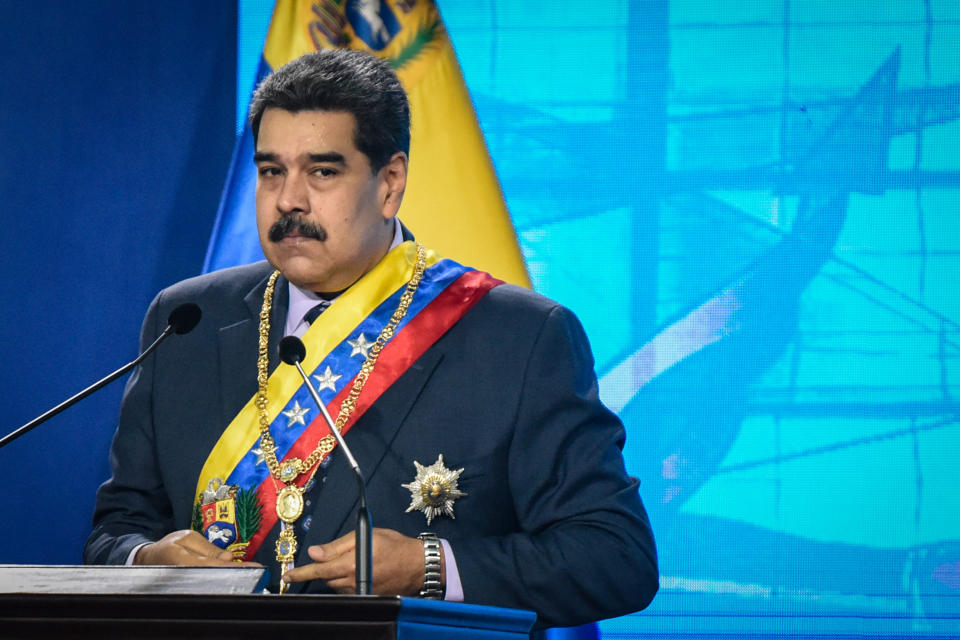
0,2,236,562
2,1,959,637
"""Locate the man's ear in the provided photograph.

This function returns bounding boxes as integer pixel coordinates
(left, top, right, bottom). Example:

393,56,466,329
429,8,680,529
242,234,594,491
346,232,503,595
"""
379,151,408,219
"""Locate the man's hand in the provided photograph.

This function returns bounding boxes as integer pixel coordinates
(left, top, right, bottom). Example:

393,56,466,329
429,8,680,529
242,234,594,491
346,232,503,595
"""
282,527,438,596
134,529,259,566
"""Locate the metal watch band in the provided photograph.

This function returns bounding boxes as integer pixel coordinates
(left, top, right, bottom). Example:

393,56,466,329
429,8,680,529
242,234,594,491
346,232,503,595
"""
417,532,444,599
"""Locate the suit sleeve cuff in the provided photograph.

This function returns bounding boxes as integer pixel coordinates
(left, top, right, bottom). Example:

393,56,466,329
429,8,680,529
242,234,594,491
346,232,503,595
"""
125,542,149,565
440,538,463,602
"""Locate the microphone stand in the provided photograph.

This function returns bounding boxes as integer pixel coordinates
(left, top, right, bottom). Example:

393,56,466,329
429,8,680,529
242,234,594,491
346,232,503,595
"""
1,318,187,450
284,347,373,595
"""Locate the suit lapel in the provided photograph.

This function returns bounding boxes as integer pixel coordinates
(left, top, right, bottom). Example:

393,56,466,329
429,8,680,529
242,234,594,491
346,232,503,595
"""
217,270,289,429
267,275,291,372
399,221,415,242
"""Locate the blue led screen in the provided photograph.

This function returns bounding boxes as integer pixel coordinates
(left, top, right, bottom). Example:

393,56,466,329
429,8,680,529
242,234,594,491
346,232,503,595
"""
436,2,960,636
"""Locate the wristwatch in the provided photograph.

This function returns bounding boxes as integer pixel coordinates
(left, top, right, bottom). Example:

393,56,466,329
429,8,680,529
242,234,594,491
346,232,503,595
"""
417,532,444,599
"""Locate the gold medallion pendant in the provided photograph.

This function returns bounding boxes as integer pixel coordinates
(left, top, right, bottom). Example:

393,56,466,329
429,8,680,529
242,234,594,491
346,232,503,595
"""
276,485,305,524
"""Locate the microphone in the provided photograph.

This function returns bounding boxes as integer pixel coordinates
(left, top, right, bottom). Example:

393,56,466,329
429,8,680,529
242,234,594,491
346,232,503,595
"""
0,302,202,450
279,335,373,596
168,302,202,334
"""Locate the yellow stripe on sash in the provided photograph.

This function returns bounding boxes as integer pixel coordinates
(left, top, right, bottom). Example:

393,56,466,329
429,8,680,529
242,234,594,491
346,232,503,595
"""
194,242,440,500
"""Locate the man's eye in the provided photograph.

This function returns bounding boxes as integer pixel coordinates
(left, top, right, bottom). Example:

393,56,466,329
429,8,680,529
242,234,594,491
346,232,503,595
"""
313,167,337,177
258,167,282,177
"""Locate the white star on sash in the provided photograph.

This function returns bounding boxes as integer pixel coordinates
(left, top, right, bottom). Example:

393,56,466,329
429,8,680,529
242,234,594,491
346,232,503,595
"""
282,400,310,427
314,366,342,392
251,447,265,466
348,333,373,358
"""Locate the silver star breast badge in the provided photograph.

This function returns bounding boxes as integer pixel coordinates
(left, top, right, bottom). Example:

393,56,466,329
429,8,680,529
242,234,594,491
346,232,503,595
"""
402,454,467,525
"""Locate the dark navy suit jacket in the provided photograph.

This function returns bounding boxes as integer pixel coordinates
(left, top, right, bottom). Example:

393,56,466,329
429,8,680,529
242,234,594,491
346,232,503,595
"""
84,260,658,628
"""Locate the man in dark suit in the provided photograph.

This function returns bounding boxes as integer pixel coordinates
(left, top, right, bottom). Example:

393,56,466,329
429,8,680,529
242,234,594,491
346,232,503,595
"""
85,49,657,629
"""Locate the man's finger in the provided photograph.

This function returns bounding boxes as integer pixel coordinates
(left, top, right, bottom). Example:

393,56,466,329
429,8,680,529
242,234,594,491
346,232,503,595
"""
283,558,352,584
148,545,225,567
181,547,261,567
327,577,356,594
176,530,228,556
283,562,350,583
173,543,239,566
173,531,253,565
308,534,355,562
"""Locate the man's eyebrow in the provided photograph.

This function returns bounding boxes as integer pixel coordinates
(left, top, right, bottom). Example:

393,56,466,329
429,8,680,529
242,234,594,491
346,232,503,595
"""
308,152,346,165
252,151,347,165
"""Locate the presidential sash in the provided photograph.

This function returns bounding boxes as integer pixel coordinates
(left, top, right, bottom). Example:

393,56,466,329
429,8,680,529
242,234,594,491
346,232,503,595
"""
191,242,502,560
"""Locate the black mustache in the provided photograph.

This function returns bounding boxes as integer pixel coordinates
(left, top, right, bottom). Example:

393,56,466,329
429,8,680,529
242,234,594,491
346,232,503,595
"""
268,216,327,243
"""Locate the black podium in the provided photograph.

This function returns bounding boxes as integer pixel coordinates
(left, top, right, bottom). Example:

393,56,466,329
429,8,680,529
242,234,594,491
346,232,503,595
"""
0,593,536,639
0,566,536,639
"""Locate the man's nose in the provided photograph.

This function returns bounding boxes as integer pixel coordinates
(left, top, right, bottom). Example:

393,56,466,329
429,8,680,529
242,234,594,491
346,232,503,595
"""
277,173,309,214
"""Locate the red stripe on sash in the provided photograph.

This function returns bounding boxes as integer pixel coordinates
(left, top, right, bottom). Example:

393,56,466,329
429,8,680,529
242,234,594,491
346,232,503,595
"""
244,270,502,559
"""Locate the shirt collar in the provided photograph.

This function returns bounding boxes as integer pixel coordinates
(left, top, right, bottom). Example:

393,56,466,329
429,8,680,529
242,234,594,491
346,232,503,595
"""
284,218,405,337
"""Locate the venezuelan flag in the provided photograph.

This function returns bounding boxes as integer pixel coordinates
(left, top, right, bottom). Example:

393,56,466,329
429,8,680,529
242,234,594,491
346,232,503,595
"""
204,0,529,287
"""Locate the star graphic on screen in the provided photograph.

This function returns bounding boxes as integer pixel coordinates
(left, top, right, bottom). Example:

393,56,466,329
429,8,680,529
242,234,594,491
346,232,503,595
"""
348,333,374,358
282,400,310,427
251,446,265,466
314,366,342,392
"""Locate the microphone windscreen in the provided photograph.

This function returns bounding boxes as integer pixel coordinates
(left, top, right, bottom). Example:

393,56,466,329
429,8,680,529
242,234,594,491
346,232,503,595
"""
168,303,202,335
279,336,307,365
